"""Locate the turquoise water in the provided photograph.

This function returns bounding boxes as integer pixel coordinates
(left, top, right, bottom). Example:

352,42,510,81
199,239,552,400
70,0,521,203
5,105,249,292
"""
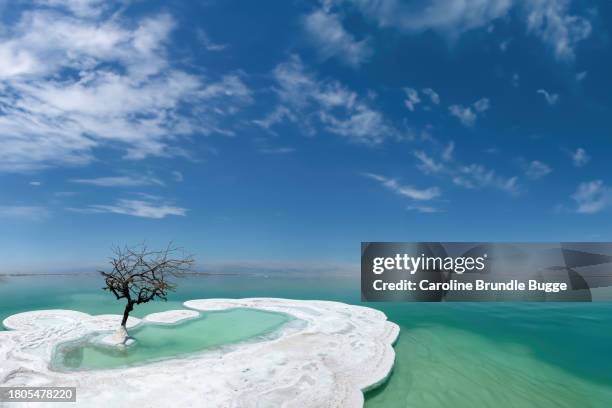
366,303,612,407
2,274,612,407
52,308,291,371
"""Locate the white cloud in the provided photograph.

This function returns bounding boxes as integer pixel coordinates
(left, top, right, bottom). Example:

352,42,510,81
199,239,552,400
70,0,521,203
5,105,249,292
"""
536,89,560,105
442,141,454,161
422,88,440,105
303,9,372,67
337,0,591,61
406,205,441,213
258,147,296,154
576,71,587,82
0,205,49,220
512,73,520,87
253,106,297,130
33,0,111,17
263,55,393,144
453,164,519,194
449,105,477,127
413,144,519,195
403,87,421,111
344,0,512,37
172,170,184,182
0,3,251,172
197,29,227,51
572,180,611,214
525,160,552,179
73,198,187,218
365,173,441,201
320,107,391,144
499,39,511,52
29,181,42,186
404,87,439,111
414,151,445,174
525,0,592,61
273,55,357,110
70,175,164,187
449,97,490,127
571,147,590,167
473,97,490,112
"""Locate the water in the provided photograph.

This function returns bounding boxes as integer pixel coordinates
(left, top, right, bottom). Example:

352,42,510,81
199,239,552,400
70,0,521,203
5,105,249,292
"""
52,308,291,370
2,274,612,407
365,303,612,407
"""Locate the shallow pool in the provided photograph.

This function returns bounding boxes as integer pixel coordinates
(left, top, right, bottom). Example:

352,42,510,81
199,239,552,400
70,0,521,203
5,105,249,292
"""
52,308,291,371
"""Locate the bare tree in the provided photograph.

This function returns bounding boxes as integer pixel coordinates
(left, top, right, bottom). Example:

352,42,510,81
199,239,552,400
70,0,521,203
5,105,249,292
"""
100,243,195,330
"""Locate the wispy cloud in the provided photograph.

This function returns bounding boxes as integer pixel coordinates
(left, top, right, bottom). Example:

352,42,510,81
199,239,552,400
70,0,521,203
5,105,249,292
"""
273,55,358,111
537,89,560,105
364,173,441,201
0,3,251,172
525,160,552,179
448,102,479,127
253,106,297,131
422,88,440,105
403,87,440,111
71,199,187,219
500,39,511,52
70,175,164,187
258,147,296,154
572,180,611,214
449,97,490,127
453,164,519,194
303,9,372,67
259,55,394,144
406,205,441,213
442,141,454,161
571,147,590,167
33,0,111,17
403,88,421,111
414,150,445,174
319,108,391,144
340,0,511,37
413,146,520,195
0,205,49,220
473,98,490,112
171,171,184,182
336,0,591,61
197,29,227,51
524,0,592,61
576,71,588,82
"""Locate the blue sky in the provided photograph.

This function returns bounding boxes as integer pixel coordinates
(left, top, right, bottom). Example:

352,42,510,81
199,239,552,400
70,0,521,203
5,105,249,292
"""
1,0,612,272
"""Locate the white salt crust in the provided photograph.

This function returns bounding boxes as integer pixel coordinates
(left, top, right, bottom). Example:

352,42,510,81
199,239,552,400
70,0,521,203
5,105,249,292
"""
0,298,399,407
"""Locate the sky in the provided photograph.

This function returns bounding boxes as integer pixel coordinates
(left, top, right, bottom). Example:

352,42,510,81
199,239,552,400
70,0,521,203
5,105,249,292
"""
1,0,612,272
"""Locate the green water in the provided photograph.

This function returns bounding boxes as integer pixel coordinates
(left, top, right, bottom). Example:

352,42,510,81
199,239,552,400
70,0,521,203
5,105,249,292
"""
365,303,612,408
52,308,291,371
2,274,612,407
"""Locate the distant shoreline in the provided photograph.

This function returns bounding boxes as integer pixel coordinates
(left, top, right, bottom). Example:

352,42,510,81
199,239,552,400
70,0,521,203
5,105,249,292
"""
0,271,238,277
0,270,356,278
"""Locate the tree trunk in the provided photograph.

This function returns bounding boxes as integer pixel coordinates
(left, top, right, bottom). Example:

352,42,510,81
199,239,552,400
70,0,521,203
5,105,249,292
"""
121,300,134,327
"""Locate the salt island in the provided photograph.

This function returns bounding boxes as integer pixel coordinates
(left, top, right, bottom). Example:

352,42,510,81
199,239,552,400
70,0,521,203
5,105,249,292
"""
0,298,399,407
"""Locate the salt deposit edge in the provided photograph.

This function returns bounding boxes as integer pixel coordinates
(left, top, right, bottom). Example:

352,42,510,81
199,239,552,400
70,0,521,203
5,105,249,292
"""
1,298,399,408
